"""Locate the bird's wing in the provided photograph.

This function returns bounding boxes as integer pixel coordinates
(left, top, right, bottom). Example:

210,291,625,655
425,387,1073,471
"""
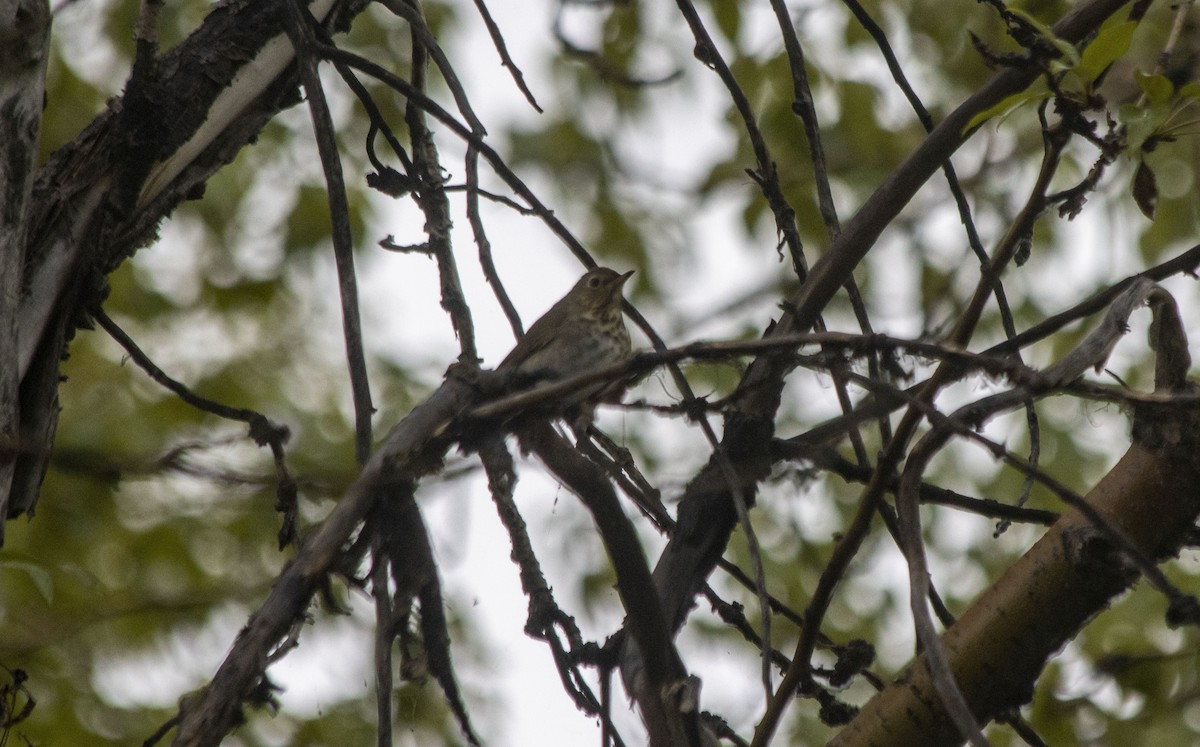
497,315,554,372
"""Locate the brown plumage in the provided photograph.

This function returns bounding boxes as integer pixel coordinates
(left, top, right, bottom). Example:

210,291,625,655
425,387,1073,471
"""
471,267,634,438
498,267,634,383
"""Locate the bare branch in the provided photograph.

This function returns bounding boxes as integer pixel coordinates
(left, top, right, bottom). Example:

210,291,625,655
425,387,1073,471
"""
469,0,543,112
0,0,50,530
92,308,298,546
172,369,479,746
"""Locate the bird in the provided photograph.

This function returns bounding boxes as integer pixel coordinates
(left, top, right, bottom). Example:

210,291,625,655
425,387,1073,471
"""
497,266,634,411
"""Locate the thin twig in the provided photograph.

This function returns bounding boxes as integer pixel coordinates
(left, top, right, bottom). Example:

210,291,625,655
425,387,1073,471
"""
477,438,625,739
282,1,374,463
376,0,487,135
398,0,480,363
674,0,804,274
323,45,414,175
469,0,543,112
803,447,1059,526
466,145,524,339
444,183,537,214
764,0,890,515
672,0,819,698
518,421,702,746
856,0,1041,510
552,5,681,87
843,0,1040,514
92,309,298,544
767,0,838,239
787,242,1200,455
313,42,688,397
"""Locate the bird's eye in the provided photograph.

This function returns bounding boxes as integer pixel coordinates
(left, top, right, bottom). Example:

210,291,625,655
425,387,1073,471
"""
587,276,602,288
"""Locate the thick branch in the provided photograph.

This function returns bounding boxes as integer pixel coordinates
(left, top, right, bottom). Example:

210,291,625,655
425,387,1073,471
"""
629,0,1134,693
834,283,1200,745
518,421,703,747
833,430,1200,745
0,0,50,531
172,371,478,746
11,0,361,528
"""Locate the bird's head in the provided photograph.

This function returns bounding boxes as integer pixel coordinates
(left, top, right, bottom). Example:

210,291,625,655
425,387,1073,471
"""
570,267,634,313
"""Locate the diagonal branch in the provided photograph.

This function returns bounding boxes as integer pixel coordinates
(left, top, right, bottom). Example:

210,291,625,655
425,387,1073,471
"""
12,0,366,529
518,421,703,747
634,0,1135,702
601,0,1138,741
834,287,1200,745
171,366,481,746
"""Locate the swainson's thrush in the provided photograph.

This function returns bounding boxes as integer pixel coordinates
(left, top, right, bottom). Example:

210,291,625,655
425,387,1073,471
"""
498,267,634,394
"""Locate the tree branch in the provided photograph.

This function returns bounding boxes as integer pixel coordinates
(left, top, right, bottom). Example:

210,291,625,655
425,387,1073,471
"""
283,0,374,463
0,0,50,533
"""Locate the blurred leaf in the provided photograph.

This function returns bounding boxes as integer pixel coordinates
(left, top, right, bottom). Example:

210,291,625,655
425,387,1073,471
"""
712,1,741,43
1132,160,1158,219
0,561,54,603
41,60,107,157
965,87,1049,133
1077,20,1137,83
283,185,334,252
1119,101,1163,153
60,563,103,591
508,118,605,181
1136,69,1174,106
1178,80,1200,100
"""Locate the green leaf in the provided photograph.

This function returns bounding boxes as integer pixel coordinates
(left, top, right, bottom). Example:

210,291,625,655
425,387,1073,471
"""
1,560,54,603
964,87,1048,133
283,185,334,252
712,1,740,43
1077,21,1137,83
60,563,102,590
1178,81,1200,100
1118,102,1162,152
1135,70,1174,105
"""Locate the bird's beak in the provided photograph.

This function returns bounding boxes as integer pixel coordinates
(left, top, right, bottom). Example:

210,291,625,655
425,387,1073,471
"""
619,270,634,285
